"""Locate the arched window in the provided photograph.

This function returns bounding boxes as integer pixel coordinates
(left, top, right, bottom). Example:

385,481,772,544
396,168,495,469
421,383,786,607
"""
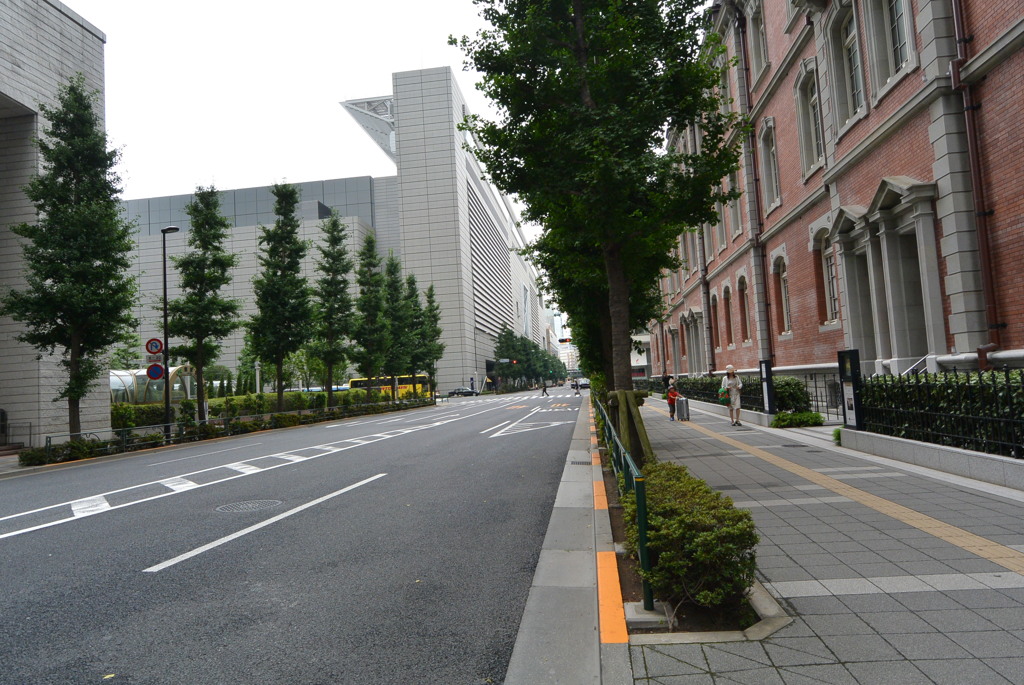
774,258,792,334
795,61,824,174
759,118,781,208
738,277,751,342
724,287,734,346
711,294,721,350
830,10,865,128
816,236,840,323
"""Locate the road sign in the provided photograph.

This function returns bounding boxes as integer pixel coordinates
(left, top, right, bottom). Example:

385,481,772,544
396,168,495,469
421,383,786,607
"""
498,358,510,363
145,354,163,364
146,364,164,380
145,338,163,355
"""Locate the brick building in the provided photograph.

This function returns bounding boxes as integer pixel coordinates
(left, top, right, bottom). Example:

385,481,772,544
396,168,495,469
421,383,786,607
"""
651,0,1024,384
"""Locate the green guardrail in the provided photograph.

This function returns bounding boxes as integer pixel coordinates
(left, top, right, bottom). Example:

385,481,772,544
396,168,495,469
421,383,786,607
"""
594,397,654,611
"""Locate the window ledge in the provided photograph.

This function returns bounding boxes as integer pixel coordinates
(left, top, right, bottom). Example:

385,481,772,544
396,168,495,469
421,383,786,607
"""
727,343,737,350
870,64,917,108
818,320,842,333
777,331,794,341
801,160,824,184
835,106,868,143
752,62,772,91
764,197,782,216
742,339,754,348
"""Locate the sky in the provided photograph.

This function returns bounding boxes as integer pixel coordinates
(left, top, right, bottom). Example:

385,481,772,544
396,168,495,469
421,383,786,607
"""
66,0,500,201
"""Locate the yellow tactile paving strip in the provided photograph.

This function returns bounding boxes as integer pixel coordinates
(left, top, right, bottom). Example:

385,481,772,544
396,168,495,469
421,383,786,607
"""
676,415,1024,575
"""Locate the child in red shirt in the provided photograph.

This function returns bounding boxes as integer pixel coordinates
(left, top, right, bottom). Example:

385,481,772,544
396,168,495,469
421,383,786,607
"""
667,386,680,421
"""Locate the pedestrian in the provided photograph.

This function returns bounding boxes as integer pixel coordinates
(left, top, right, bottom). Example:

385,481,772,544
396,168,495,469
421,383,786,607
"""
721,364,743,426
667,384,680,421
573,380,581,396
541,383,549,396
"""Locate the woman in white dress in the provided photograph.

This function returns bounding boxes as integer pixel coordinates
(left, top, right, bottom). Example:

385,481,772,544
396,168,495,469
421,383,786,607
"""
721,364,743,426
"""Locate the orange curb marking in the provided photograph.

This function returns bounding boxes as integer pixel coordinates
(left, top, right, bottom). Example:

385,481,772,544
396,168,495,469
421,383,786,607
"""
591,450,601,466
596,551,629,643
593,480,608,510
676,414,1024,576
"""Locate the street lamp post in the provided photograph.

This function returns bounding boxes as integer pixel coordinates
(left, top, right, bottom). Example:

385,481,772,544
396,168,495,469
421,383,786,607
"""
161,226,179,442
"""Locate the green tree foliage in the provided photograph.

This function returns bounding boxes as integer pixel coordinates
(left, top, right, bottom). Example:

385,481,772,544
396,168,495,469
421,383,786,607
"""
381,255,414,398
492,325,564,388
454,0,742,389
248,183,312,412
351,234,389,386
418,284,446,395
167,185,242,421
309,211,354,407
404,275,427,396
0,74,138,436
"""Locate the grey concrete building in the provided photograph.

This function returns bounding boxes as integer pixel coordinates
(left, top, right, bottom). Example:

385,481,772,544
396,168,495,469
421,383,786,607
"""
128,67,543,395
0,1,109,446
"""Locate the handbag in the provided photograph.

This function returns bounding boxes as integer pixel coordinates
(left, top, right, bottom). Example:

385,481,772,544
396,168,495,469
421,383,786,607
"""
718,387,730,405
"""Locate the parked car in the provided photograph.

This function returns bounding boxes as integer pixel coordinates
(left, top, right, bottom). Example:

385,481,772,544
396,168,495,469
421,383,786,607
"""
578,378,591,388
448,386,479,397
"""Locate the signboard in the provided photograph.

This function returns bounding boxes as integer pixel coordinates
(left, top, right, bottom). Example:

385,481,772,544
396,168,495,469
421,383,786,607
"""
145,354,163,364
759,360,777,414
498,358,510,363
837,349,864,430
146,364,165,380
145,338,163,355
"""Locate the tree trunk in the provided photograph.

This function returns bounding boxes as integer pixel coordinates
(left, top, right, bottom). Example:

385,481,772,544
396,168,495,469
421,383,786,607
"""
326,363,335,408
68,397,81,439
603,243,634,391
196,365,207,422
276,358,285,412
68,339,82,438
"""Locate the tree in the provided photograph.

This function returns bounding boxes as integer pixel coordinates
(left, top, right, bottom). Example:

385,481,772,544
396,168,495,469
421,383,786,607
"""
0,74,138,436
454,0,742,390
309,211,354,408
381,254,413,399
167,185,242,421
418,285,446,397
248,183,312,412
404,275,427,396
351,234,389,391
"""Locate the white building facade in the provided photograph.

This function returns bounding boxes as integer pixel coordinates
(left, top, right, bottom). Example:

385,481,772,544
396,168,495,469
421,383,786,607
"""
0,1,109,445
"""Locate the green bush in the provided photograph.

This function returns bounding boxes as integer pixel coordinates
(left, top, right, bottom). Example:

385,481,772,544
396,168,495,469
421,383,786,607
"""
770,411,824,428
132,404,168,429
621,461,758,613
111,403,136,430
18,447,50,467
772,376,812,413
833,427,842,445
271,413,301,428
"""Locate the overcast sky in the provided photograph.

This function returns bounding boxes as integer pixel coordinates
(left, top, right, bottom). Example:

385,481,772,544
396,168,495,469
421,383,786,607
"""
66,0,499,201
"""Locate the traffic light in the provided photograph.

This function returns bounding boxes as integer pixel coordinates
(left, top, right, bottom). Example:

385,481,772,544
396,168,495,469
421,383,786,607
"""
512,359,518,364
558,337,572,343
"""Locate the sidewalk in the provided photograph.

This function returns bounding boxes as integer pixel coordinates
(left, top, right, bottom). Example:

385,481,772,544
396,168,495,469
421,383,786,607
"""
620,399,1024,684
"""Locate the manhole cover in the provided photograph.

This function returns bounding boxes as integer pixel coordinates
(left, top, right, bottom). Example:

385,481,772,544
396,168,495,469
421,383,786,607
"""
216,500,283,513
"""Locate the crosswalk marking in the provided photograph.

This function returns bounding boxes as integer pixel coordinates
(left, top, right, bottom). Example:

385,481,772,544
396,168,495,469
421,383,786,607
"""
160,477,200,492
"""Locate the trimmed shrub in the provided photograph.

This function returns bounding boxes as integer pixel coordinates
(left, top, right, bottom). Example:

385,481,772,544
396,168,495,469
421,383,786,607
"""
133,404,168,429
111,403,136,430
772,376,812,413
770,411,824,428
271,413,301,428
622,461,758,613
833,427,842,445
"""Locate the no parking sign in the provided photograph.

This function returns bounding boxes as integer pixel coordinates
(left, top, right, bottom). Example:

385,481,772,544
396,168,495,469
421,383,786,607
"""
146,364,164,380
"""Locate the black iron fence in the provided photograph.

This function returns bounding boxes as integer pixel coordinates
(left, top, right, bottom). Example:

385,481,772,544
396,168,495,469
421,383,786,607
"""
793,372,842,421
861,367,1024,459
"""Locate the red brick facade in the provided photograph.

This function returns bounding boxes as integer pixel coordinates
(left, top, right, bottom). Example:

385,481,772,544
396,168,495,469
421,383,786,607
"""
652,0,1024,379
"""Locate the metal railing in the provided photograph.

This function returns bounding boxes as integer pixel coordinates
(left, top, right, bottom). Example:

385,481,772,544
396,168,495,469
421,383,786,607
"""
861,366,1024,459
795,372,843,421
594,397,654,610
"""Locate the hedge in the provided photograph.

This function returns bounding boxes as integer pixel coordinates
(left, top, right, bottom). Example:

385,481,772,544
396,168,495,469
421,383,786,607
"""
621,461,759,614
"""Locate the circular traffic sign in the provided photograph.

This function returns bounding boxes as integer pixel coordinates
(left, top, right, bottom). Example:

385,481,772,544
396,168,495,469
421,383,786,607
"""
145,338,164,355
146,363,165,380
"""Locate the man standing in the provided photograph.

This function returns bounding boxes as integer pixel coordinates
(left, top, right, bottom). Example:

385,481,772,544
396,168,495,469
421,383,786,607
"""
541,383,549,396
667,384,680,421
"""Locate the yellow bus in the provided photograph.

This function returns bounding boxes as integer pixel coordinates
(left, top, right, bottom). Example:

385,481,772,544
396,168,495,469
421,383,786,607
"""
348,374,430,397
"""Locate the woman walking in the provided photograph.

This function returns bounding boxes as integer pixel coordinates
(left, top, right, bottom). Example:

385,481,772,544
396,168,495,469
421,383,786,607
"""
722,365,743,426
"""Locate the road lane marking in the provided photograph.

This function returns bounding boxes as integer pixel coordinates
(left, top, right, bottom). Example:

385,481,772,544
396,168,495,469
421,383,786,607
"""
225,463,263,475
150,443,261,466
480,421,510,434
160,477,200,492
0,399,525,540
71,496,111,517
143,473,387,572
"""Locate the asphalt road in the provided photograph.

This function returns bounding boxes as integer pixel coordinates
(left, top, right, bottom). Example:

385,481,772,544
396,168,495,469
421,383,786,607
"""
0,391,583,684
